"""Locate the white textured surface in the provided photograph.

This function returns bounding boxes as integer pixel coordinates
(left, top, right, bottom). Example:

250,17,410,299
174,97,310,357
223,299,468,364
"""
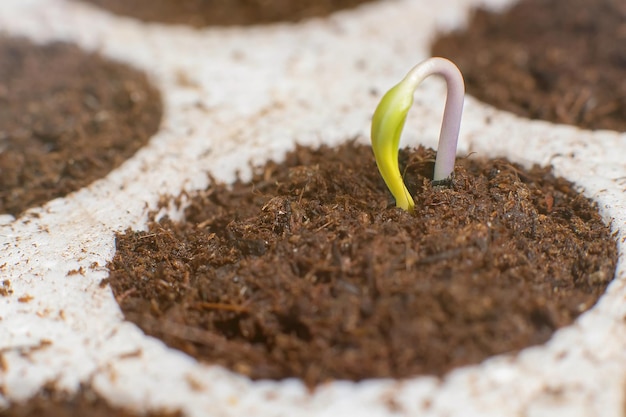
0,0,625,416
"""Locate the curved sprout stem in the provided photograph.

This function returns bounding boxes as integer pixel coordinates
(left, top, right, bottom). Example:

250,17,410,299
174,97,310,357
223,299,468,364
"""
371,57,465,211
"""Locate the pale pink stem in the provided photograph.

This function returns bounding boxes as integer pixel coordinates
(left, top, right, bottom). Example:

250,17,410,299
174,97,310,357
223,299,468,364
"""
404,57,465,181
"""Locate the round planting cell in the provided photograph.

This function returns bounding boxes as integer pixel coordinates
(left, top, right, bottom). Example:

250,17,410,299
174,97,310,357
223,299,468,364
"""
431,0,626,132
0,386,181,417
107,141,616,387
75,0,380,27
0,36,162,217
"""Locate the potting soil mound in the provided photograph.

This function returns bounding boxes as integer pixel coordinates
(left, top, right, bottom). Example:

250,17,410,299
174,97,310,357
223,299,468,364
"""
76,0,378,27
431,0,626,132
106,141,617,387
0,36,162,217
0,386,181,417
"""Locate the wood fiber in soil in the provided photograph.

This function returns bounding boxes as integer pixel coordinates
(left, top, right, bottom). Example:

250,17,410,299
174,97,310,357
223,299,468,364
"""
76,0,378,27
107,141,617,387
431,0,626,132
0,386,181,417
0,36,162,217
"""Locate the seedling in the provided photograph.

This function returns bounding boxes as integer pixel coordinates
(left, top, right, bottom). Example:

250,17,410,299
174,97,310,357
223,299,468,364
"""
371,57,465,211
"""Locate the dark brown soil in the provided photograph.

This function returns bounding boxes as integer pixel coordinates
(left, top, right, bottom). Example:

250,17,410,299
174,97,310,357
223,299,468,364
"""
431,0,626,132
0,385,181,417
76,0,378,27
0,36,162,217
106,141,617,387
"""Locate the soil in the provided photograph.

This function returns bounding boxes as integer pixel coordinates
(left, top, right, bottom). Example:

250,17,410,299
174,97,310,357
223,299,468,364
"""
431,0,626,132
75,0,379,27
0,385,181,417
0,36,162,217
105,141,617,387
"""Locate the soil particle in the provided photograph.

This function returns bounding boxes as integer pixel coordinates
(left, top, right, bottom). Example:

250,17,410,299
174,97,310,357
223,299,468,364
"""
75,0,379,27
431,0,626,132
0,36,162,217
107,141,617,387
0,280,13,297
16,295,33,303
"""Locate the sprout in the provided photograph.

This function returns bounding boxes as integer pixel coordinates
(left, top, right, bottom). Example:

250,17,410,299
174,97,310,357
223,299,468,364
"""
371,57,465,212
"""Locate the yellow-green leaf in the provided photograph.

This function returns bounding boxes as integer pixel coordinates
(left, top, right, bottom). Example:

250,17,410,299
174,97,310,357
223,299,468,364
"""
371,80,415,211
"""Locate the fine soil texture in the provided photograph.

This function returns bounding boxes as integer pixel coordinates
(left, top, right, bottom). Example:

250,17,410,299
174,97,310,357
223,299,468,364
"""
0,36,162,217
106,141,617,387
76,0,378,27
0,386,181,417
431,0,626,132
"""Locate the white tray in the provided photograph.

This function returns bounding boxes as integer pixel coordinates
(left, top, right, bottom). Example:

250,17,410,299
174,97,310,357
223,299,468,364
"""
0,1,624,416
